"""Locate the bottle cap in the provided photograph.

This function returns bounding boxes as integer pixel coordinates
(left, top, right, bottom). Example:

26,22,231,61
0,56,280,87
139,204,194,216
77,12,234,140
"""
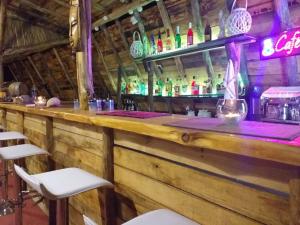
189,22,192,28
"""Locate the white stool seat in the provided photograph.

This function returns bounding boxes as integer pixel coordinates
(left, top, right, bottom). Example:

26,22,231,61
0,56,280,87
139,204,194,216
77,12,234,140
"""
14,166,113,200
122,209,200,225
0,144,48,160
0,131,27,141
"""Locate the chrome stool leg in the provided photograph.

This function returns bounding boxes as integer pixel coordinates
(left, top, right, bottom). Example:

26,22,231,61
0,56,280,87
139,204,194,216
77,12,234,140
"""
0,157,14,216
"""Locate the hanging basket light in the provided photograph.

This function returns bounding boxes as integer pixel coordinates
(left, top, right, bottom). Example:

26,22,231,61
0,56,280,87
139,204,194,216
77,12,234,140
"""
130,31,144,59
226,0,252,35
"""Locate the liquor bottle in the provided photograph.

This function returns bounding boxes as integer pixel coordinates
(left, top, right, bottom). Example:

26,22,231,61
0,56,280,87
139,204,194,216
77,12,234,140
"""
126,79,131,94
142,34,150,56
166,78,173,97
205,23,212,42
174,78,181,97
181,75,189,95
121,81,126,94
187,22,193,46
157,30,163,53
31,84,38,100
191,76,199,96
166,29,172,51
150,33,157,55
139,80,146,96
175,26,181,49
156,80,163,96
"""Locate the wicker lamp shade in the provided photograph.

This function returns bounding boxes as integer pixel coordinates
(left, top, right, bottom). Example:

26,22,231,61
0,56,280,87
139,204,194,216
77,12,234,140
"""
130,31,144,59
226,0,252,35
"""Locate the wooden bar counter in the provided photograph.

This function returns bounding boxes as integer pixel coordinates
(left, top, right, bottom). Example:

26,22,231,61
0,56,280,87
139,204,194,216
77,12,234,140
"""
0,103,300,225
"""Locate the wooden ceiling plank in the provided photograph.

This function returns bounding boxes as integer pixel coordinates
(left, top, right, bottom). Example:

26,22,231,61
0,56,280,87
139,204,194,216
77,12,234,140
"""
3,39,69,63
92,0,156,28
53,0,69,8
18,0,63,18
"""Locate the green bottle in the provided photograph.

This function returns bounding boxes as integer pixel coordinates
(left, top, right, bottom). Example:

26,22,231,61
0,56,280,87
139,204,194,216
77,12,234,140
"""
142,34,150,56
156,79,163,96
166,78,173,97
175,26,181,49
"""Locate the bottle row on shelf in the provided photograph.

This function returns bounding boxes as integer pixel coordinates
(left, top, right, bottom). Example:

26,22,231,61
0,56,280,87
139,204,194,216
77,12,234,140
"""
146,22,212,56
121,74,225,97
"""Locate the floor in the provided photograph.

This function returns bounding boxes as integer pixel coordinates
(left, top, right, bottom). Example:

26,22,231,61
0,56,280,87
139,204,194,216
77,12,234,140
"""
0,168,48,225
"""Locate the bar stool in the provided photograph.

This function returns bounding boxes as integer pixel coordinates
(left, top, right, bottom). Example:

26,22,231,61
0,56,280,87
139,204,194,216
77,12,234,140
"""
0,132,28,216
83,209,200,225
14,165,114,225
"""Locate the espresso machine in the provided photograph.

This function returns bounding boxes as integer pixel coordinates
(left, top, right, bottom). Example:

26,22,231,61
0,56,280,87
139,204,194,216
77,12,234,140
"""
260,87,300,124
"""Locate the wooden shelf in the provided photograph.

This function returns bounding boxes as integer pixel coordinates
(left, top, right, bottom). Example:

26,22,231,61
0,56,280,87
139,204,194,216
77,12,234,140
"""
143,34,256,62
122,93,224,99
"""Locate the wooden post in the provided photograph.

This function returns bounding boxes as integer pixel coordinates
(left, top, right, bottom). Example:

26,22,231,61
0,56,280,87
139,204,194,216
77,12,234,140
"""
0,0,7,85
117,66,122,109
289,170,300,225
99,128,115,225
274,0,299,86
70,0,94,110
144,61,154,112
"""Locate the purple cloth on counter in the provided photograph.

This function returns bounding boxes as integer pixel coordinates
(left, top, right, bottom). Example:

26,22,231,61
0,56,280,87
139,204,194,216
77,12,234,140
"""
164,117,300,140
96,110,170,119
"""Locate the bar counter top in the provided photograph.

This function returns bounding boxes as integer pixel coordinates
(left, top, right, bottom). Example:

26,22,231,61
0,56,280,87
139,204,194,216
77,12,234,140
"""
0,102,300,166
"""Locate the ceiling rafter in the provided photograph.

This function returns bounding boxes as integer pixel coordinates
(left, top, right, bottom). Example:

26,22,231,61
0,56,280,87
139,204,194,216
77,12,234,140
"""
92,0,156,28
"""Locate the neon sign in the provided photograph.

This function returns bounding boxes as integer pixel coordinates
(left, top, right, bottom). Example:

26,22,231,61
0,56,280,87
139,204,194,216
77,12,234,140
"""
260,27,300,60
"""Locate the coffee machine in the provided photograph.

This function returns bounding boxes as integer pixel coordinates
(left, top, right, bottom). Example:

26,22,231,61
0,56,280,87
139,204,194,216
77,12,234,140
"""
260,87,300,124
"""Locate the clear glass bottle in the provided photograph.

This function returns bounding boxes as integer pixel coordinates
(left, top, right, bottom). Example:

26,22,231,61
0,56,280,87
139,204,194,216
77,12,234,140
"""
166,29,172,51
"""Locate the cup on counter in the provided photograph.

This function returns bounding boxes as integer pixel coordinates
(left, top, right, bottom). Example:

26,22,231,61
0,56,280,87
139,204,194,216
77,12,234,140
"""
73,99,80,111
88,99,97,113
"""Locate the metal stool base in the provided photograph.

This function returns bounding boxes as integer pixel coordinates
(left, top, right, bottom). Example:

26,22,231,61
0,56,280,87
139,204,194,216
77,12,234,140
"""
0,199,15,216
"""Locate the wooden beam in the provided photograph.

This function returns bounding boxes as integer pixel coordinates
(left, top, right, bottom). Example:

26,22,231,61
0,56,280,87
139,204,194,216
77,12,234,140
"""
7,65,19,81
92,0,156,28
92,34,117,94
133,10,162,79
20,60,35,86
3,39,69,63
27,56,52,97
274,0,299,85
18,0,63,18
52,48,76,95
0,0,7,85
156,0,186,77
115,19,143,79
53,0,69,8
39,53,62,97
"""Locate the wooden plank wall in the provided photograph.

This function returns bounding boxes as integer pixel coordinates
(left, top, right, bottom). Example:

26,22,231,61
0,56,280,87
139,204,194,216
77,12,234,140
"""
0,108,299,225
114,130,298,225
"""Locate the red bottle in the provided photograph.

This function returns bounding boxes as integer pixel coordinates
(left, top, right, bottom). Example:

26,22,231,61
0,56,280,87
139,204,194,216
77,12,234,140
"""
191,76,199,95
187,22,193,46
157,30,163,52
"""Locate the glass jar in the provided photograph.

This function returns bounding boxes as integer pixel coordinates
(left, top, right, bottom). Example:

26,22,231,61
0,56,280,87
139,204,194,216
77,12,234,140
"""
216,99,248,124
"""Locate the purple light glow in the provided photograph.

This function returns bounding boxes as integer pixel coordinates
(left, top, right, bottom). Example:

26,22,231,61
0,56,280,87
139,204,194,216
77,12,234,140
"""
260,27,300,60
